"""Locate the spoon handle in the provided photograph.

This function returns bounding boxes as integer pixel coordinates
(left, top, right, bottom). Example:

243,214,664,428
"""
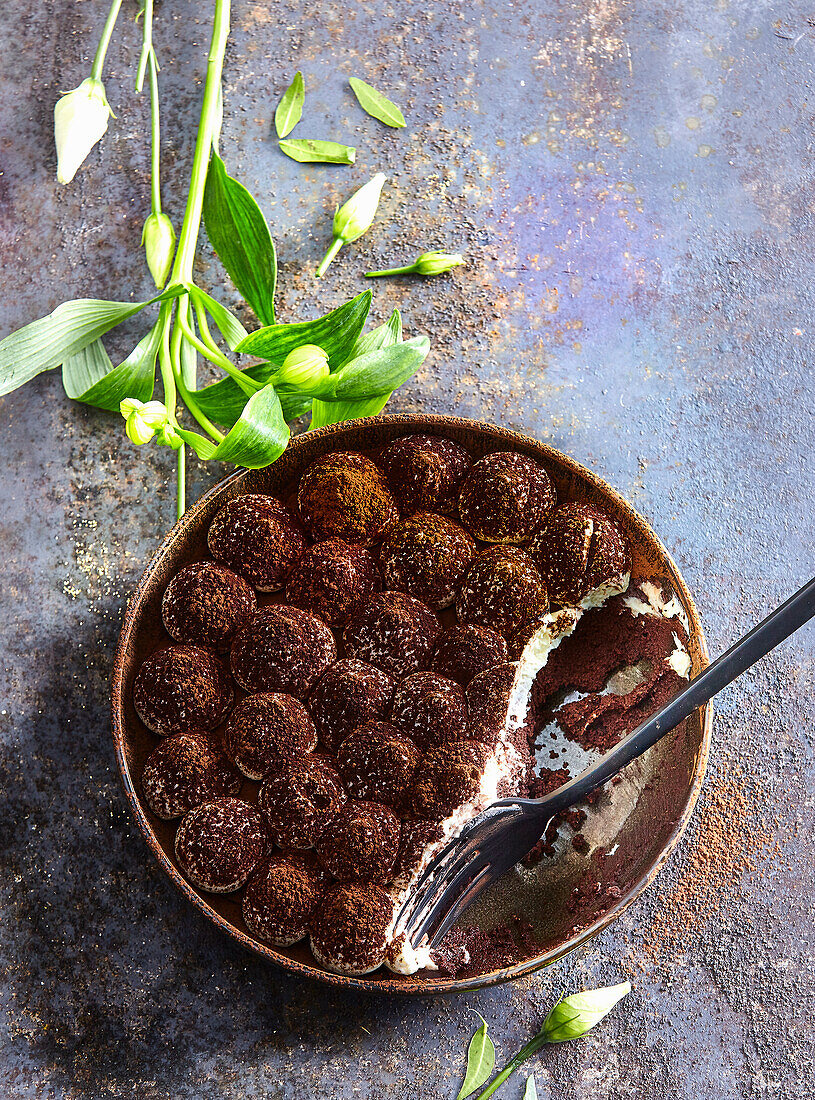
549,575,815,809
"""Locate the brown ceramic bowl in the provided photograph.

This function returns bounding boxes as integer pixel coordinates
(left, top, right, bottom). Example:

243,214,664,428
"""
111,414,711,994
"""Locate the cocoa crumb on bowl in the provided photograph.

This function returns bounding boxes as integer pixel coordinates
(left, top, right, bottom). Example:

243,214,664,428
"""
207,494,306,592
433,917,542,978
390,671,470,749
457,545,549,638
161,561,256,651
314,800,401,883
230,605,336,698
297,451,398,545
258,754,347,849
430,623,509,686
310,882,393,975
336,722,420,806
529,502,630,606
141,729,242,819
223,692,317,781
284,538,382,626
343,591,441,679
378,434,471,515
133,644,234,736
410,741,490,820
174,797,267,893
243,854,328,947
458,451,556,544
379,512,476,610
308,659,395,753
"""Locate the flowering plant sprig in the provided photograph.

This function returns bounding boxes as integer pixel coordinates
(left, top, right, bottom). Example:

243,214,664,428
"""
316,173,387,277
367,250,465,278
457,982,631,1100
0,2,430,519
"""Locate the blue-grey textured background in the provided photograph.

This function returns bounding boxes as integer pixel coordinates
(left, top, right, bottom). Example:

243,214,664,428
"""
0,1,813,1097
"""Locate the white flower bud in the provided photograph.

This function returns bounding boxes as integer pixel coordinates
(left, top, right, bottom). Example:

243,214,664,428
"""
276,344,330,388
54,78,113,185
119,398,169,446
333,172,387,243
413,250,465,276
141,212,177,289
542,982,631,1043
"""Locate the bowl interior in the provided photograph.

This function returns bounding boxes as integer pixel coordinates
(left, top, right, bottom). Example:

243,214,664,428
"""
112,415,710,994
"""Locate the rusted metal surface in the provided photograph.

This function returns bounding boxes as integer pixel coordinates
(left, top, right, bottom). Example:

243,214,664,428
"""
0,0,813,1097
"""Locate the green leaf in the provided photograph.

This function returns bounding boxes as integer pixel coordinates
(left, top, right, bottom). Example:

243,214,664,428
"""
310,392,390,429
187,284,249,350
330,336,429,399
237,290,371,365
62,319,164,411
180,382,290,469
347,308,402,360
274,71,305,138
279,389,314,422
457,1016,496,1100
349,77,406,128
203,153,277,326
0,286,182,398
278,138,356,165
523,1077,538,1100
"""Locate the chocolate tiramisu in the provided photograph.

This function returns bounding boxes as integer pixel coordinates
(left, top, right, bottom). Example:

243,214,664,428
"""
133,436,691,977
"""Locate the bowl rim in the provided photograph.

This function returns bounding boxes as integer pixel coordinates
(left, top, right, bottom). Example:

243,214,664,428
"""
111,413,712,995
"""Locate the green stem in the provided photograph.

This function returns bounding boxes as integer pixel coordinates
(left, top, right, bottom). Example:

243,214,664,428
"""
176,309,259,397
365,264,416,278
315,236,343,278
176,373,226,442
147,48,162,215
170,0,231,289
90,0,123,81
471,1035,549,1100
176,449,185,521
135,0,155,93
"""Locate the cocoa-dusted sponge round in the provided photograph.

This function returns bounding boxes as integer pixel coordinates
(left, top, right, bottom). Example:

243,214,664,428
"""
310,882,394,975
133,645,234,736
344,591,441,679
297,451,398,545
314,801,401,883
285,538,382,626
465,661,519,744
378,434,471,516
162,561,256,651
390,672,470,749
379,512,476,610
392,817,445,880
336,722,419,806
410,741,490,820
230,605,336,698
430,623,509,687
458,451,556,544
243,854,327,947
224,692,317,781
529,502,631,606
309,659,395,753
456,546,549,638
175,797,267,893
141,729,241,819
258,755,347,849
208,494,306,592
